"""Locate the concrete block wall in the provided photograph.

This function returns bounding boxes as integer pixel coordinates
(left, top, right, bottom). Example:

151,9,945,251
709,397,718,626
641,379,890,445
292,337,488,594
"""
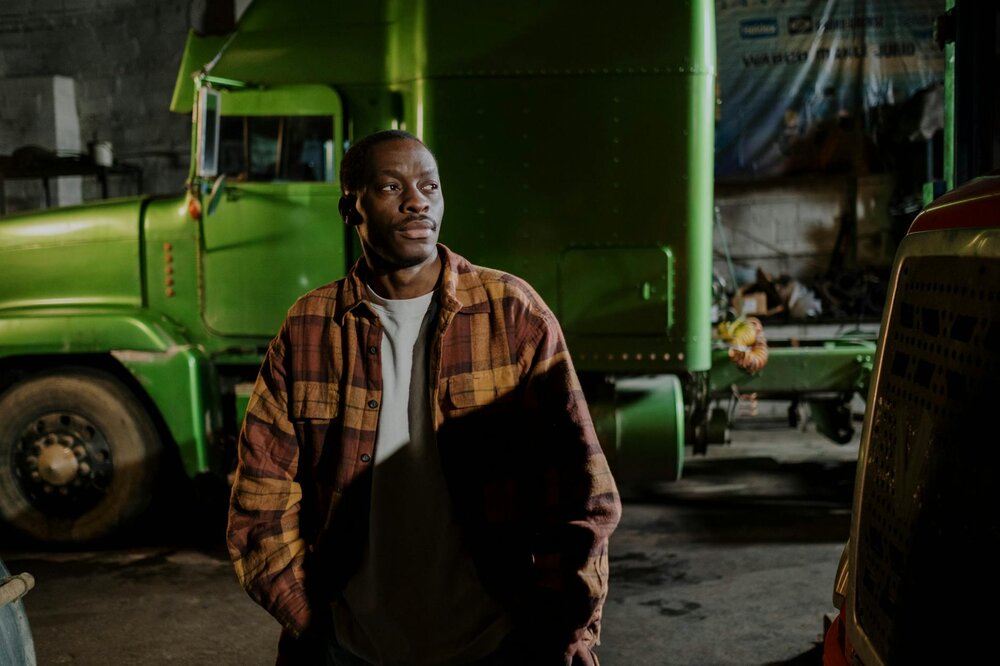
855,175,896,265
714,174,894,288
0,0,212,211
0,76,82,209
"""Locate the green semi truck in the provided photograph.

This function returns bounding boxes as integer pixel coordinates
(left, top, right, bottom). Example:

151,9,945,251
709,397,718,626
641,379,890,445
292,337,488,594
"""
0,0,875,543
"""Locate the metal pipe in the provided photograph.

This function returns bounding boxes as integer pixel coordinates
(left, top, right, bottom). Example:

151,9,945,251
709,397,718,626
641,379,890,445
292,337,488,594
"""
0,573,35,608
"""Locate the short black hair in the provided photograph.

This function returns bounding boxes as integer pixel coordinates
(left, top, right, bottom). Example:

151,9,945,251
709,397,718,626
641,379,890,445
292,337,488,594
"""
339,129,426,195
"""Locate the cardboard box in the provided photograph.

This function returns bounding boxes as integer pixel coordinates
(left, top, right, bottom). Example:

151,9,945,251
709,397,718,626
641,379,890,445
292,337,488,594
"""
733,292,768,317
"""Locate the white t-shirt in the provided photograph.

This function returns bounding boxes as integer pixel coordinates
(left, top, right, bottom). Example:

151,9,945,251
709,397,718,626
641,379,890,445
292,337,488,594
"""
333,286,511,666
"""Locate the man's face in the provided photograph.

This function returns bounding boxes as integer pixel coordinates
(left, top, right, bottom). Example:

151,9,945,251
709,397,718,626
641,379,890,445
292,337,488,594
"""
353,139,444,269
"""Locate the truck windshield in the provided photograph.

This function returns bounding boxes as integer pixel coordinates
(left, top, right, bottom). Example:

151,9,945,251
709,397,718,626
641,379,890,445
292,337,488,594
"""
218,115,334,183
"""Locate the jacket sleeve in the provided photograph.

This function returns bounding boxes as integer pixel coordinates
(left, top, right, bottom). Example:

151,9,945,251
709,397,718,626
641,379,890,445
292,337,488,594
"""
520,307,623,654
226,321,313,637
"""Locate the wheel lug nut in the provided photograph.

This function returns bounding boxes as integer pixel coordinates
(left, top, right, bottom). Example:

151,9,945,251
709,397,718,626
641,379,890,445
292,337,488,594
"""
30,471,40,481
79,462,91,476
25,456,38,467
73,446,86,459
43,484,53,494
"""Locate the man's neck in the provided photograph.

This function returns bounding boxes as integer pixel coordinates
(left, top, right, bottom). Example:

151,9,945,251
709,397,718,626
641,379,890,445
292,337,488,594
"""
365,253,442,300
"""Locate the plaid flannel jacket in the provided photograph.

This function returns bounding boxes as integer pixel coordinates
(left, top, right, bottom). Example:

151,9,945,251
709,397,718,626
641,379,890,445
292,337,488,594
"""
227,244,621,657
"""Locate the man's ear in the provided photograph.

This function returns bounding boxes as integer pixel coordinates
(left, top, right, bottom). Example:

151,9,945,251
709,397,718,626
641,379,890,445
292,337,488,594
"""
339,194,362,225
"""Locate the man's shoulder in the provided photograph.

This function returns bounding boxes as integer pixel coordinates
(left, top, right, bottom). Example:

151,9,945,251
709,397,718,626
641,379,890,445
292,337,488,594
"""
469,264,537,297
285,278,345,320
460,259,550,318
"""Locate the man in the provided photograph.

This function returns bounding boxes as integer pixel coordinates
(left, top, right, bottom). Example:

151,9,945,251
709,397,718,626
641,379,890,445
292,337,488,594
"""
227,129,621,666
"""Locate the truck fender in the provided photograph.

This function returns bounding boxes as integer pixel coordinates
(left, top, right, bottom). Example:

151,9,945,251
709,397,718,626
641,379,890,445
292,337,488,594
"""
0,310,222,477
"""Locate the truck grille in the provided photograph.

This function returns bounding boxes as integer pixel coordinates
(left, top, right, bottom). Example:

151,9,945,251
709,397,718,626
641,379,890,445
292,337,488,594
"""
856,255,1000,661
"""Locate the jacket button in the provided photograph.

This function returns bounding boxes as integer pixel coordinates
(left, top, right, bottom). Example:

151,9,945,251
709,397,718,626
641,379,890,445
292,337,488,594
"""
368,345,378,355
360,453,372,463
367,399,378,409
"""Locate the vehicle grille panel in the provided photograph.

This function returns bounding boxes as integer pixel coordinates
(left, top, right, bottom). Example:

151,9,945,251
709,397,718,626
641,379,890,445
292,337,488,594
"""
856,255,1000,661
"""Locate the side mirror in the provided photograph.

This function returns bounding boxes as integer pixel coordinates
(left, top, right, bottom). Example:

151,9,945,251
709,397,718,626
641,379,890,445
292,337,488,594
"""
196,87,221,177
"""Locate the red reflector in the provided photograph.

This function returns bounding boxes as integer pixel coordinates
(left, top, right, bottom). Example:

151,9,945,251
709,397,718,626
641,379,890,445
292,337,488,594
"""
822,611,851,666
187,196,202,221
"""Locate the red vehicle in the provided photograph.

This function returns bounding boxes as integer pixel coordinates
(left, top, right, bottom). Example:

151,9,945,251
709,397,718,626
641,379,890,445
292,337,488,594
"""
823,1,1000,660
822,172,1000,664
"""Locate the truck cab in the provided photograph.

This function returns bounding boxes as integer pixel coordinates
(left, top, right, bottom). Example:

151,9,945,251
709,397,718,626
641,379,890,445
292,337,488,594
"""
0,81,346,543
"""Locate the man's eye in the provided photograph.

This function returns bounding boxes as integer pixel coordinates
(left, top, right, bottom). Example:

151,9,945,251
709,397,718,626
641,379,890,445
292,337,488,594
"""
380,183,400,191
423,183,440,192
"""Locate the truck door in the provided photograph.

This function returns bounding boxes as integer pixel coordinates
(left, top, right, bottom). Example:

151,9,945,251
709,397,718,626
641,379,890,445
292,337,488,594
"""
199,85,345,338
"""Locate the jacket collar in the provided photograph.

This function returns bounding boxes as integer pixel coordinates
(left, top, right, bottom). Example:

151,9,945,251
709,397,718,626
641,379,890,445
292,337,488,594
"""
334,243,490,324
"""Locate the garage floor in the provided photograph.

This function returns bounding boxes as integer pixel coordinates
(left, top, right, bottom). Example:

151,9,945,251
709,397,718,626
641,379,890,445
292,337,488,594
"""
1,410,859,666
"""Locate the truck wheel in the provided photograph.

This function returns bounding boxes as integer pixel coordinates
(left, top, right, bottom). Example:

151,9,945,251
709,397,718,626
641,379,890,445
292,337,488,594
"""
0,369,162,543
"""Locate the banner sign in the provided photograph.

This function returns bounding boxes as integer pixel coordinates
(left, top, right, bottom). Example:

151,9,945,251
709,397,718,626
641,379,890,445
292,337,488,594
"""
715,0,945,179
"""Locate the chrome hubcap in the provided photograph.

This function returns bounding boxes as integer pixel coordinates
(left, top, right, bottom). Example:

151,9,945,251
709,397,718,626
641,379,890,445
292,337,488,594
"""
13,412,113,516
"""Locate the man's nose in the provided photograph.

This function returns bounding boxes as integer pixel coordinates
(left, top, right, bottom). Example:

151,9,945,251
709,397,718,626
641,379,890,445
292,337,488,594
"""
400,187,430,213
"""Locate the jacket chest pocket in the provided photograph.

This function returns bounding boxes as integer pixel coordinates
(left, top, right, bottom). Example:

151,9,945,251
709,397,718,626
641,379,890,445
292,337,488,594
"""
291,391,351,488
291,384,341,422
442,365,520,416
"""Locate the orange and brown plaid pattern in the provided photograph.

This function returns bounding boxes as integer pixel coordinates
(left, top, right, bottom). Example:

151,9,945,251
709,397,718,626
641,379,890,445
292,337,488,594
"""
227,244,621,656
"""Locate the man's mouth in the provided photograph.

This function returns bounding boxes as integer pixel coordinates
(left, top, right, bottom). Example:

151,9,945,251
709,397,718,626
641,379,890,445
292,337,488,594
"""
396,217,436,240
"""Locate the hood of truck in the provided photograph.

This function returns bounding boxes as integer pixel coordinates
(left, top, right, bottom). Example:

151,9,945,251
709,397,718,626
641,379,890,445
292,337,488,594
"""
0,197,148,312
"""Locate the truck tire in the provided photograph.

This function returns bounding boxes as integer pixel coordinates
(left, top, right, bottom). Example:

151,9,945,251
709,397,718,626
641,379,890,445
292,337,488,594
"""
0,369,162,543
